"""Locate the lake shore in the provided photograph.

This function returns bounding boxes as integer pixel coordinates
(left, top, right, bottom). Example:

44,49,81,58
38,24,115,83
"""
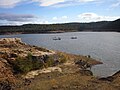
0,30,119,35
0,38,120,90
0,30,71,35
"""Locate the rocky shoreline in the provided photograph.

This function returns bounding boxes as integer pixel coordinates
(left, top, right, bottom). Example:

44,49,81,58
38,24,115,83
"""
0,38,120,90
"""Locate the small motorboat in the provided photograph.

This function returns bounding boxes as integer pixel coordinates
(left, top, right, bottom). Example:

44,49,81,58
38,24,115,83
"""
71,37,77,39
53,37,61,40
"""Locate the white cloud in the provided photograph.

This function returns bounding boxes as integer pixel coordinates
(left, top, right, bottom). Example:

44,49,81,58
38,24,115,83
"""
32,0,65,6
0,19,49,25
51,16,68,23
78,0,96,3
52,16,68,21
77,13,120,22
0,0,25,8
111,0,120,8
0,13,35,22
39,20,49,24
78,13,99,20
52,17,58,20
61,16,68,19
0,0,98,8
32,0,97,7
0,13,50,25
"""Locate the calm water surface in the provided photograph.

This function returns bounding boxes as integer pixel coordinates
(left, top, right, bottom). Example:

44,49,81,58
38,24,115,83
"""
0,32,120,77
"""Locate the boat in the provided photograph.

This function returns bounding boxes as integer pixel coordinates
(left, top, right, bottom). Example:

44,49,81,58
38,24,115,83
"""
53,37,61,40
71,37,77,39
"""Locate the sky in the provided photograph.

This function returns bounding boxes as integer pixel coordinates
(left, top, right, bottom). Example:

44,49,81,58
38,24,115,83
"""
0,0,120,25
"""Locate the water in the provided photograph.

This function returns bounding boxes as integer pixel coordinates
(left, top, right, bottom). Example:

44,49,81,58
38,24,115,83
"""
0,32,120,77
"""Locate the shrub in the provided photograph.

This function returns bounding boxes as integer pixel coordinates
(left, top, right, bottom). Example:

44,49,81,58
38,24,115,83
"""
26,53,33,61
12,56,33,73
58,53,68,64
12,52,68,74
32,60,44,70
45,55,55,67
45,53,68,67
12,53,44,74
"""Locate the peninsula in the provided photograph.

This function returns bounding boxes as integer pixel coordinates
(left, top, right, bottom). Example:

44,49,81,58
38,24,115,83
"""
0,38,120,90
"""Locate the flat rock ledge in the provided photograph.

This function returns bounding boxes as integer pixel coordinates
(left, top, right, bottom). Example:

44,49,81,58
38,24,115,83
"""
24,67,62,79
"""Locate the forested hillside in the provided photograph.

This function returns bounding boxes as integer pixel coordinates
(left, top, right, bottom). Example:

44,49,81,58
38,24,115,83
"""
0,19,120,34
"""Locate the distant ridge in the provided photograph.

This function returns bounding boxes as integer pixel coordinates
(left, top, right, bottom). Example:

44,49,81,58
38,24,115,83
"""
102,18,120,31
0,18,120,34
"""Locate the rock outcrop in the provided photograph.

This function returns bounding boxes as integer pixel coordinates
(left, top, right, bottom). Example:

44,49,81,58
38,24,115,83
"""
0,59,16,83
0,38,22,44
0,38,55,58
0,38,55,88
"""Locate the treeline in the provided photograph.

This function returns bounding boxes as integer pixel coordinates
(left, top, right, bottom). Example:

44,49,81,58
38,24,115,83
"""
0,18,120,34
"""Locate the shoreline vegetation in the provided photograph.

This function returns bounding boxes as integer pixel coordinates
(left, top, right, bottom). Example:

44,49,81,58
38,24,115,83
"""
0,18,120,35
0,38,120,90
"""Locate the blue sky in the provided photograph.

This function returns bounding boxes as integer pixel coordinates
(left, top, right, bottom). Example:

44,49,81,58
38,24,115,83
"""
0,0,120,25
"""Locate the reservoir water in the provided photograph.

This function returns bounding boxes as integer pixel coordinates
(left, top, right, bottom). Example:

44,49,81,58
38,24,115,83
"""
0,32,120,77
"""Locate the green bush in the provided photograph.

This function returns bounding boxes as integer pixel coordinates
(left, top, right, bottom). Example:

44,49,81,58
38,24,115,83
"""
27,53,33,61
45,55,55,67
58,53,68,64
45,53,68,67
13,56,33,73
12,52,68,74
12,53,44,74
59,56,67,63
32,60,44,70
